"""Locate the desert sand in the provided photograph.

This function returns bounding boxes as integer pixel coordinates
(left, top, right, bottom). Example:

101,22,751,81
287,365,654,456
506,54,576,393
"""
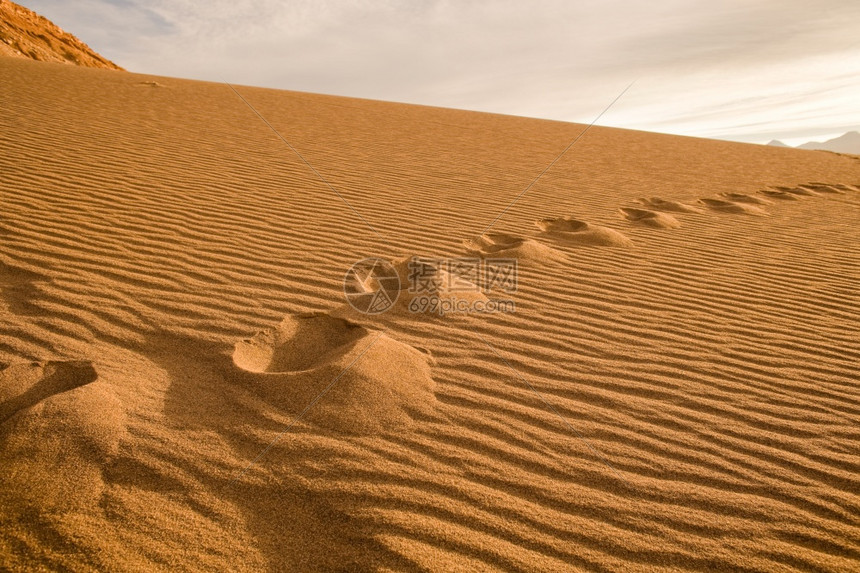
1,54,859,571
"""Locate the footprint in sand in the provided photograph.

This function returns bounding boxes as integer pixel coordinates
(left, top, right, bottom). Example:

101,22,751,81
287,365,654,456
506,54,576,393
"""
637,197,703,213
771,185,818,197
699,198,768,215
342,256,490,317
758,189,800,201
799,183,846,194
0,262,47,315
0,361,98,424
833,183,858,192
534,217,633,247
463,232,567,263
824,183,858,192
389,255,489,310
232,312,436,434
0,361,125,512
720,192,772,205
619,207,681,229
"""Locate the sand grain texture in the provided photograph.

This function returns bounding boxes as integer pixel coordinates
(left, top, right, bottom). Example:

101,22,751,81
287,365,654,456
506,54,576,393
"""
1,56,859,571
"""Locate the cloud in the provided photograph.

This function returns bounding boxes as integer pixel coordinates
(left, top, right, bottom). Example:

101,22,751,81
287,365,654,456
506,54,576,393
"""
19,0,860,142
24,0,173,54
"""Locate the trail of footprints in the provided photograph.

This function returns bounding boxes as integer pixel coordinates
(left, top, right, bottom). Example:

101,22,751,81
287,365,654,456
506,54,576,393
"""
464,181,858,263
340,180,858,309
2,181,857,442
228,183,860,430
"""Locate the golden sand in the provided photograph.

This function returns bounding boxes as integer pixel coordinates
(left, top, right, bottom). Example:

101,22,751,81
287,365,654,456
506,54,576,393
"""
1,55,859,571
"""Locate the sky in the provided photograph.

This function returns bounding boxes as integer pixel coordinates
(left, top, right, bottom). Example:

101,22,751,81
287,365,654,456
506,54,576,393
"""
21,0,860,145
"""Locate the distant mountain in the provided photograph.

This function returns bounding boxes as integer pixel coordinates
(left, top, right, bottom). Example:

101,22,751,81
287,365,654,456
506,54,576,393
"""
797,131,860,154
766,131,860,154
0,0,122,70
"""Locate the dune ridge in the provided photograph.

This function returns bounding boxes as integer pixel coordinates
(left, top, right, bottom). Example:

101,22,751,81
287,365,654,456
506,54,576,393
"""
1,56,859,571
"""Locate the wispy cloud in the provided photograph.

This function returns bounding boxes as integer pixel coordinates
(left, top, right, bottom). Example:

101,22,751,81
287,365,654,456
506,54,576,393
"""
21,0,860,143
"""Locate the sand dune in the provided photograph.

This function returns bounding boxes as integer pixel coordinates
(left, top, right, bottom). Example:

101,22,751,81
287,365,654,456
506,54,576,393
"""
1,55,859,571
